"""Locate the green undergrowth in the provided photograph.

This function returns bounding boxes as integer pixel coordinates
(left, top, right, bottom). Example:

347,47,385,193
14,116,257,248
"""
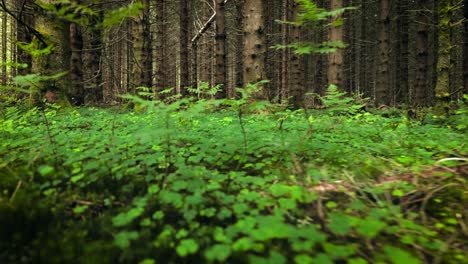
0,96,467,263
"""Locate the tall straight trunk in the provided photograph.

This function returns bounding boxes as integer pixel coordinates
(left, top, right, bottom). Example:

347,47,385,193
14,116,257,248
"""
1,10,7,85
141,0,152,89
215,0,227,97
395,0,409,104
414,0,431,106
131,0,151,92
376,0,391,105
155,0,167,95
280,0,289,103
9,11,15,80
16,3,33,77
32,11,70,105
89,12,103,103
327,0,344,88
235,1,244,90
289,1,304,108
200,1,211,84
70,22,84,105
463,0,468,93
243,0,266,97
180,0,191,95
435,0,451,107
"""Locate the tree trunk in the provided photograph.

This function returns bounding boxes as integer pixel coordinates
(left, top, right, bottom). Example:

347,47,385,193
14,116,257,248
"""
375,0,391,105
280,0,289,103
141,0,152,89
215,0,227,97
289,1,305,108
414,0,431,106
16,1,33,77
243,0,266,97
180,0,191,95
1,9,7,85
435,0,451,111
70,22,84,105
463,0,468,93
327,0,344,88
395,0,409,104
155,0,167,95
88,12,103,103
235,0,244,91
131,0,151,93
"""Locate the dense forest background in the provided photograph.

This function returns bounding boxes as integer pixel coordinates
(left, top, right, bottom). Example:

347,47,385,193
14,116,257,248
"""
0,1,467,263
0,0,467,107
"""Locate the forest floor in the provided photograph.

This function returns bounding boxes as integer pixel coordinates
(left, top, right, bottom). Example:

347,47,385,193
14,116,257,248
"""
0,100,467,263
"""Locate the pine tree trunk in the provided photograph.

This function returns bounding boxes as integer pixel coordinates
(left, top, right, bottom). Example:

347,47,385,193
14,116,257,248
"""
1,10,7,85
435,0,451,111
375,0,391,105
155,0,167,95
180,0,191,95
243,0,266,97
463,0,468,93
280,0,289,103
414,0,430,106
235,0,244,91
16,1,33,77
289,1,304,108
70,22,84,105
395,0,409,104
141,0,152,89
215,0,227,97
327,0,344,88
88,12,103,103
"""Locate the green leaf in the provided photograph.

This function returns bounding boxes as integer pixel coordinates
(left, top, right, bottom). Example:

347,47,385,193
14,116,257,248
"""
114,231,139,249
139,259,156,264
112,208,144,227
204,244,231,262
328,213,355,235
232,237,254,251
38,165,55,177
73,205,88,215
70,173,85,183
356,218,387,239
176,239,199,257
392,189,405,197
384,246,422,264
295,254,314,264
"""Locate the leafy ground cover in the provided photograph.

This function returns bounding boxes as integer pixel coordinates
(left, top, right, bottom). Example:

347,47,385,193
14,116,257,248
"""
0,98,467,263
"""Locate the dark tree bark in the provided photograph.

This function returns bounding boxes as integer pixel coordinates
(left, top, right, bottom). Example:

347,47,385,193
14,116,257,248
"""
280,0,289,103
70,22,84,105
414,0,431,106
141,0,152,89
1,9,7,85
375,0,391,105
435,0,451,108
88,13,103,102
395,0,409,104
235,0,244,91
289,1,305,108
155,0,167,95
464,0,468,93
214,0,227,97
180,0,191,95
